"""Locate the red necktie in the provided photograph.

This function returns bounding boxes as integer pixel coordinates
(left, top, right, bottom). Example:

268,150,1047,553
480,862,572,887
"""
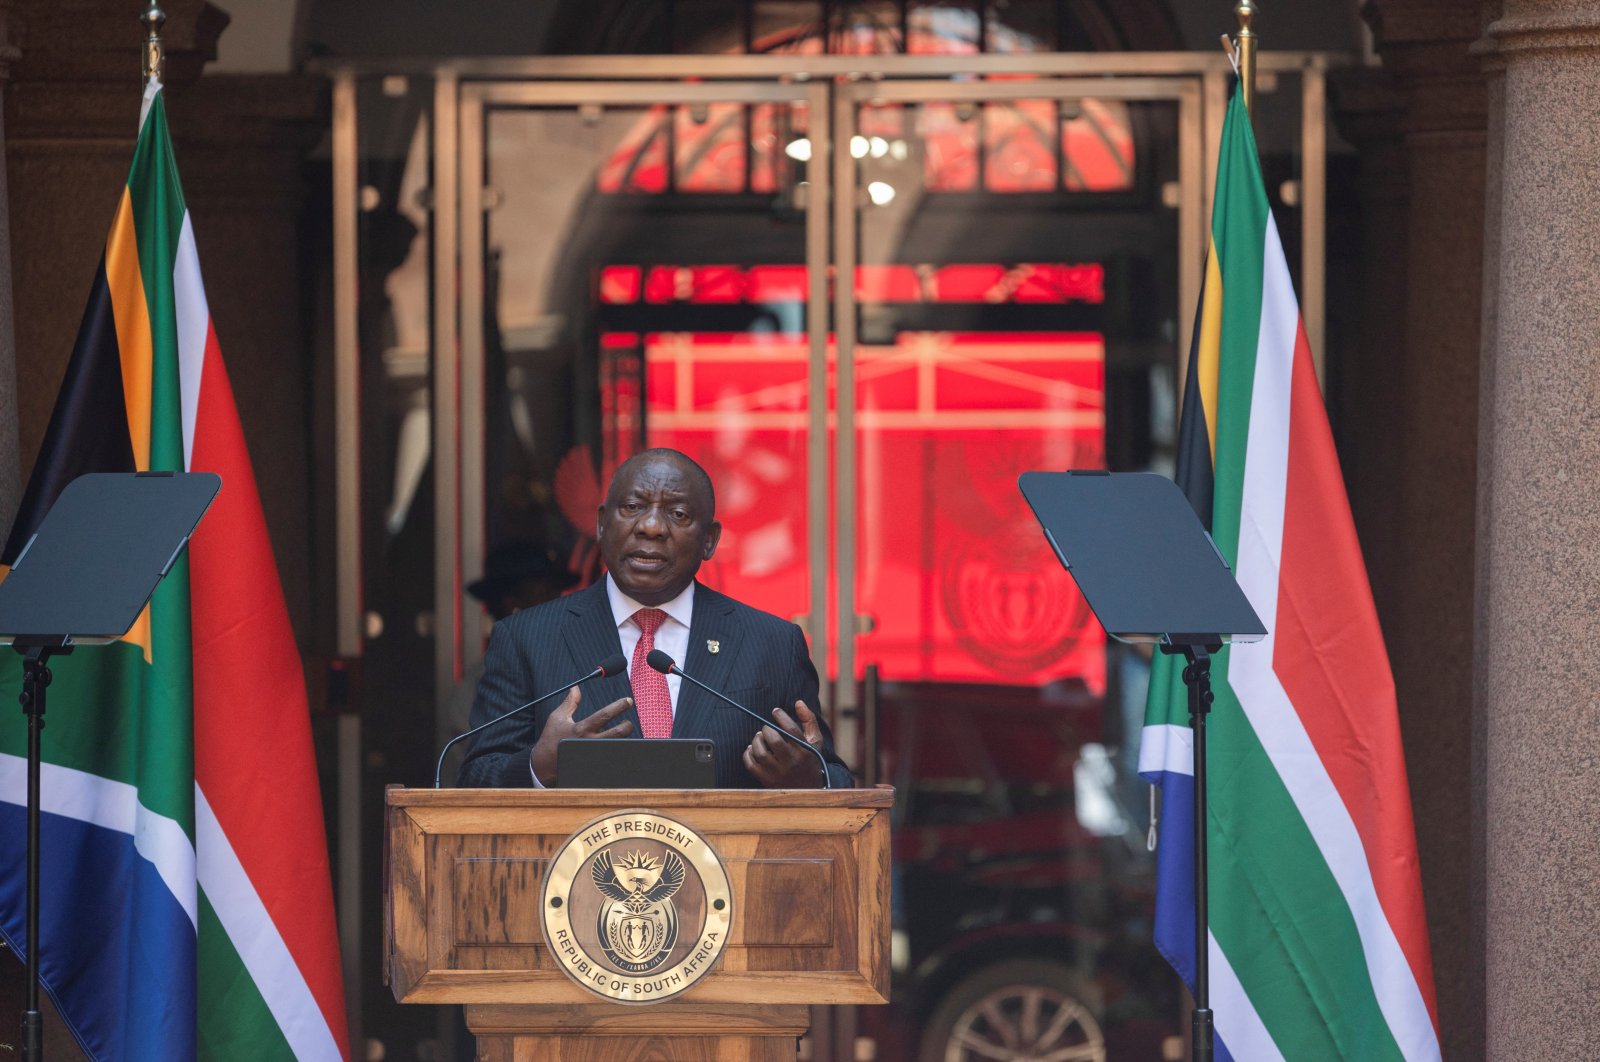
630,608,673,739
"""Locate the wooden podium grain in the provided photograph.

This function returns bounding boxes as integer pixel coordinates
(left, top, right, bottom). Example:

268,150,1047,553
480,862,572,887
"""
384,786,892,1061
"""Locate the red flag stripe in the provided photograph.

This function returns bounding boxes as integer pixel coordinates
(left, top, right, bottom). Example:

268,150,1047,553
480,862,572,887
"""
1273,319,1440,1031
188,318,349,1053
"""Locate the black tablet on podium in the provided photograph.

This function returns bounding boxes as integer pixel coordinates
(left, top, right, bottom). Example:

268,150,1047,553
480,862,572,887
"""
557,738,717,789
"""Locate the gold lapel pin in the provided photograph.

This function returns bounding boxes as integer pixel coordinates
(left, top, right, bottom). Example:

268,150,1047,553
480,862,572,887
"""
707,639,720,654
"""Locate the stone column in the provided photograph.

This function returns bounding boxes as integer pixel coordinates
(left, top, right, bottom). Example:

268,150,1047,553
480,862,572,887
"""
1361,3,1488,1058
1466,5,1501,1057
1477,3,1600,1056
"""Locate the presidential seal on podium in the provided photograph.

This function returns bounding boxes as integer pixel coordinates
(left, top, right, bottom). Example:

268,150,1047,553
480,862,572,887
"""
541,809,732,1003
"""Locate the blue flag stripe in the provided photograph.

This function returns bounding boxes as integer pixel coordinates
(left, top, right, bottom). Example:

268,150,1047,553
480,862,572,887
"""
0,805,196,1059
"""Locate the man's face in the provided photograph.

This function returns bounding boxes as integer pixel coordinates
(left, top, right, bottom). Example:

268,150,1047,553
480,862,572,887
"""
598,456,721,606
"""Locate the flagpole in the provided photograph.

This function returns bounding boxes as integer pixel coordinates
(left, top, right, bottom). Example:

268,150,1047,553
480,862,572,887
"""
1235,1,1256,114
141,3,165,83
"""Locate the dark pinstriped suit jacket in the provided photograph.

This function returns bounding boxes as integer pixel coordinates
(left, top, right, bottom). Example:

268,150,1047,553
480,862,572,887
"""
456,580,853,789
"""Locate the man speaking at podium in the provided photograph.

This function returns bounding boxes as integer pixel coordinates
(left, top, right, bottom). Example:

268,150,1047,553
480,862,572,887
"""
458,448,853,789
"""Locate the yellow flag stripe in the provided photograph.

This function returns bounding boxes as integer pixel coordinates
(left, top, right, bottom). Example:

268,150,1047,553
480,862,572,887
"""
102,188,154,661
1197,237,1224,462
105,189,152,473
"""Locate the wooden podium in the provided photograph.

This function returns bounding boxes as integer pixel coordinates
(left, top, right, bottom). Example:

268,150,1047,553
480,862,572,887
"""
385,786,892,1061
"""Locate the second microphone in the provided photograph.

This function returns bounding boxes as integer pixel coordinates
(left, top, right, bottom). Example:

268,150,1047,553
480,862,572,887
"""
646,648,834,789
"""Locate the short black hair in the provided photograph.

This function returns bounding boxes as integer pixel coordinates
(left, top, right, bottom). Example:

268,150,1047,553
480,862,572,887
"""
610,447,716,519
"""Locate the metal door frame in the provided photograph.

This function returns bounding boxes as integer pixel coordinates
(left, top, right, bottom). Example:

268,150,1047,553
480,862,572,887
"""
454,77,831,702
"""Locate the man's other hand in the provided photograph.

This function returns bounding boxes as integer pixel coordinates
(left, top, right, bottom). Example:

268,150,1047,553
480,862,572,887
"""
530,687,633,785
745,700,827,789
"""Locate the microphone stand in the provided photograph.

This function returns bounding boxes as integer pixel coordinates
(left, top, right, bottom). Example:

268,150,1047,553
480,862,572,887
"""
15,635,71,1062
1160,636,1220,1062
647,650,833,789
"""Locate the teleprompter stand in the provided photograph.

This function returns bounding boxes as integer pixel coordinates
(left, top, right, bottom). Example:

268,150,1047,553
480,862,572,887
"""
0,472,220,1062
1019,471,1265,1062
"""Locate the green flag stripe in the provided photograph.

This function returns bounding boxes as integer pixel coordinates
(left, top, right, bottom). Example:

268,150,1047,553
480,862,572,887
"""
127,99,189,301
128,98,186,473
142,561,195,834
1197,94,1268,737
127,92,197,836
0,591,194,840
197,892,297,1060
1206,94,1271,573
1195,104,1270,712
1207,685,1406,1059
0,645,143,777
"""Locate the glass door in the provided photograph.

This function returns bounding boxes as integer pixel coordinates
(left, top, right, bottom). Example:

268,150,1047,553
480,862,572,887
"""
455,80,833,711
837,77,1201,1061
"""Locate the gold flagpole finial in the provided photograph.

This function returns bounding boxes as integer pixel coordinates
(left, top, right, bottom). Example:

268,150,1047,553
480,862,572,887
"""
140,3,165,83
1234,0,1257,114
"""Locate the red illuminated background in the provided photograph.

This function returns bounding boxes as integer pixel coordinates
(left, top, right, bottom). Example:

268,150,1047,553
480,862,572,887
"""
573,51,1135,694
595,263,1108,693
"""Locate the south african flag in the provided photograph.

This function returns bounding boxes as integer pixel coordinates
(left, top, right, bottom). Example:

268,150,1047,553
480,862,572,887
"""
0,80,347,1060
1139,82,1440,1060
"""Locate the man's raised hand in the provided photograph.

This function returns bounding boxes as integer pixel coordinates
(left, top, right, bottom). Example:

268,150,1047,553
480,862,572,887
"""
529,686,633,785
744,700,828,789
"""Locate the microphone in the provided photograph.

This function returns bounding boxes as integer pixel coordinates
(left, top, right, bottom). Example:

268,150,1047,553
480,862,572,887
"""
646,649,833,789
434,653,628,788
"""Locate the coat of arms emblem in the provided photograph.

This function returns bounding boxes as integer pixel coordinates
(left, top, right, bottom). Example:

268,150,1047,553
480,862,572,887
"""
541,809,732,1003
590,847,686,972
